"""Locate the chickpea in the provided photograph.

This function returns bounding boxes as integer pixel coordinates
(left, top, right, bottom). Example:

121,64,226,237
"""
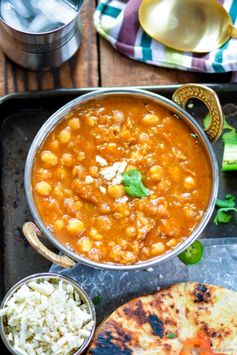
146,157,155,167
184,176,196,190
35,181,51,196
97,216,112,231
120,129,131,140
151,242,165,256
131,151,142,160
41,151,58,167
149,165,163,181
72,165,85,179
125,226,137,237
122,251,136,262
78,238,92,252
138,132,149,142
113,110,125,124
76,211,83,219
59,127,71,144
54,220,64,231
110,245,122,262
75,201,83,211
86,116,96,126
157,204,169,218
56,167,67,180
64,198,76,215
88,249,100,262
184,207,196,218
166,239,176,247
67,218,84,235
89,166,98,178
120,239,128,248
142,247,150,256
65,189,73,197
72,166,78,177
99,203,111,214
54,185,64,199
113,204,130,219
77,152,86,162
89,228,103,241
61,153,73,167
37,168,52,180
143,113,159,125
49,140,59,151
68,117,80,130
108,185,125,199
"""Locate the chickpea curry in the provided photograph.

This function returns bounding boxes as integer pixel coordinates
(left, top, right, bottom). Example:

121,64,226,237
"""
32,95,212,264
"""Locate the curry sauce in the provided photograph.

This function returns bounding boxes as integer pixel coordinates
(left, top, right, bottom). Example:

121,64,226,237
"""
32,96,212,264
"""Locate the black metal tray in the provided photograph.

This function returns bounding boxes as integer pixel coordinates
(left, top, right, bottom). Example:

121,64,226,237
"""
0,85,237,352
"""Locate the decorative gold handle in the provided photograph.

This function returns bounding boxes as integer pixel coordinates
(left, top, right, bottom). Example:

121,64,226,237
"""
172,84,224,142
22,222,76,268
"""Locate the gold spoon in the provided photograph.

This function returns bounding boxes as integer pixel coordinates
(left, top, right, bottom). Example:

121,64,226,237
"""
139,0,237,53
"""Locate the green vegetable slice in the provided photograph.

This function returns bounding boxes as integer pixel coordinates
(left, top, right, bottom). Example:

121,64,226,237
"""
178,240,204,265
122,169,151,198
203,113,237,171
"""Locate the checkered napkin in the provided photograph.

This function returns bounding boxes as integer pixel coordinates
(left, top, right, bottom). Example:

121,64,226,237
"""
94,0,237,73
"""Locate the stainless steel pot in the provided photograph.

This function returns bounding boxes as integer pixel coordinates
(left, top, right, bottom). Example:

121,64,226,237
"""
0,0,83,70
23,84,223,270
0,273,96,355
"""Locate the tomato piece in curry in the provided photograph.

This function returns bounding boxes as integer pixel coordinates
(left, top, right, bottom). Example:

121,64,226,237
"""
32,96,212,264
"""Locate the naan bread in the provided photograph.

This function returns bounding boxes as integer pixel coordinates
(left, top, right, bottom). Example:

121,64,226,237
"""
87,282,237,354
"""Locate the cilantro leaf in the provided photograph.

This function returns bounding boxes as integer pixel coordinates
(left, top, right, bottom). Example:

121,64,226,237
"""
167,333,176,339
214,210,233,225
93,295,103,305
122,169,150,198
216,194,235,208
214,194,237,225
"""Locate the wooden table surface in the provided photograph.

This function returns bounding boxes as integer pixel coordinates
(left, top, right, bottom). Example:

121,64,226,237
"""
0,0,235,95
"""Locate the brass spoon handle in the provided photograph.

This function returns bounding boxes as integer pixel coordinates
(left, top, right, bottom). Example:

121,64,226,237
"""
172,84,224,142
23,222,76,268
231,26,237,38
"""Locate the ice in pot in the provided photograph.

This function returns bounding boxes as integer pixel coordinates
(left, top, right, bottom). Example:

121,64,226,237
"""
0,0,83,69
0,0,78,33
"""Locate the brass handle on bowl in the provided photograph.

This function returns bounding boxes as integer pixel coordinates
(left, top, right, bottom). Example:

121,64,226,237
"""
172,84,224,142
22,222,76,268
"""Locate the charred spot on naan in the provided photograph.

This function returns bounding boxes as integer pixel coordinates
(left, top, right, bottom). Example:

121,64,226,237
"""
123,300,147,324
201,323,231,340
123,299,165,338
88,323,133,354
191,283,213,303
148,314,164,337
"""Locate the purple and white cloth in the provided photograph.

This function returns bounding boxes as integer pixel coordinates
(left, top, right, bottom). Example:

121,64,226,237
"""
94,0,237,73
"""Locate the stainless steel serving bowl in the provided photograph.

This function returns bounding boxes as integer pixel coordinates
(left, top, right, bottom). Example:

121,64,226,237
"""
23,84,223,271
0,273,96,355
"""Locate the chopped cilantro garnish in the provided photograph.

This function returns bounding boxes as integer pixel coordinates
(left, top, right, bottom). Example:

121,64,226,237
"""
122,169,151,198
167,333,176,339
214,194,237,225
216,194,235,208
93,295,103,305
